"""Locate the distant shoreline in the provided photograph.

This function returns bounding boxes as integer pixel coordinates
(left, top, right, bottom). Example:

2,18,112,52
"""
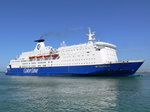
136,71,150,73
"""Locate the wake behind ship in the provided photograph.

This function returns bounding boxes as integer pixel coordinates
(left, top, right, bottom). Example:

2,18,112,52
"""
6,28,144,76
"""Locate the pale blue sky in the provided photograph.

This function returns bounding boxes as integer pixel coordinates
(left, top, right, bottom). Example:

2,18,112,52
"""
0,0,150,71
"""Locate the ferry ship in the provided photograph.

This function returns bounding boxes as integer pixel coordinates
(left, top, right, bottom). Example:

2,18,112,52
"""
6,28,144,76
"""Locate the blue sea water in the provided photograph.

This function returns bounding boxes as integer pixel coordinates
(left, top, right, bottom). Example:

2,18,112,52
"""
0,73,150,112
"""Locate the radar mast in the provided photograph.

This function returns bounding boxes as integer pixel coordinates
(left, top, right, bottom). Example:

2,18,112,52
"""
86,27,96,43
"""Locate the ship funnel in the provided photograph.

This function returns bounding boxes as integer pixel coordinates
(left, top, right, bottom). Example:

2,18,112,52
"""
34,39,46,51
34,39,45,43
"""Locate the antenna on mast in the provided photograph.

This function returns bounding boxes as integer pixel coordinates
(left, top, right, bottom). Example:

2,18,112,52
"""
86,27,96,43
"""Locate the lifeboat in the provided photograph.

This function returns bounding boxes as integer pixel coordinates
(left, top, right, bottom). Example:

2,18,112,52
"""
29,56,36,59
29,54,59,59
36,56,43,58
52,54,59,57
44,55,51,58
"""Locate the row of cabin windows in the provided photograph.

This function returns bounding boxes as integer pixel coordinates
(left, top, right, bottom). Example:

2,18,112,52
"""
60,62,96,65
21,65,46,68
21,59,96,66
22,61,46,65
17,57,96,66
60,54,95,58
61,47,92,53
14,52,95,63
21,62,96,68
11,60,27,63
61,58,96,62
38,62,46,64
30,57,59,61
58,62,96,65
15,54,95,63
16,53,96,63
38,65,46,67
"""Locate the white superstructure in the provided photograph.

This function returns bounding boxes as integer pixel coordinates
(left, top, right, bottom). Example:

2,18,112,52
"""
8,28,118,68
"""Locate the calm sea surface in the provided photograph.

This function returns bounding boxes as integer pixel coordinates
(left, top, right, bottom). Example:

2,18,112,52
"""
0,73,150,112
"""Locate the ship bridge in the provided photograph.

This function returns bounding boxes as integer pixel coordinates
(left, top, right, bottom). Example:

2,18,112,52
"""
94,42,116,49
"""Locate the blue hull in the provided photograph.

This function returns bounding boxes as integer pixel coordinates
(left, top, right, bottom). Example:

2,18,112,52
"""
6,61,144,77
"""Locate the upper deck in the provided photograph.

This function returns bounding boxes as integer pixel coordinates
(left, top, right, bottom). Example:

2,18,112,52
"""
8,28,118,68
